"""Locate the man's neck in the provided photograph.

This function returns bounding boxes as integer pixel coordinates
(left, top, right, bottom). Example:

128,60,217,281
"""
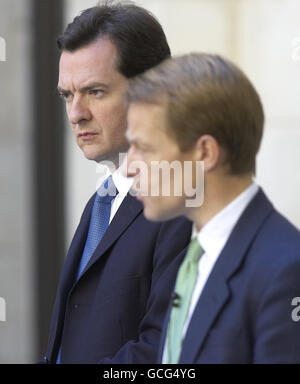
188,174,253,231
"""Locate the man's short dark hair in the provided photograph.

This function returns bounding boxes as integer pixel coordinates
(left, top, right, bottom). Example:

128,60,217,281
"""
57,1,171,78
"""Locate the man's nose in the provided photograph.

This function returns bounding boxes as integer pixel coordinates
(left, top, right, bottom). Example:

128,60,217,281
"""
68,95,91,124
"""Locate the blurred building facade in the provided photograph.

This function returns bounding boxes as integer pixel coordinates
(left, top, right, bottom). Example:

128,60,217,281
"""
0,0,299,363
0,0,35,363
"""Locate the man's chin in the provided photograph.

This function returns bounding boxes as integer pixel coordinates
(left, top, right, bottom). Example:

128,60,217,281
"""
82,149,109,164
82,148,124,167
83,153,100,162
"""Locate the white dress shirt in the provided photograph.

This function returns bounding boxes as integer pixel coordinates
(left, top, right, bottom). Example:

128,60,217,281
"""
182,182,259,336
162,182,259,362
96,164,134,224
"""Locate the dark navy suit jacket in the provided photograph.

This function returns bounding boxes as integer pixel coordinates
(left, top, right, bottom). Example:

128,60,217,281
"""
43,192,192,364
158,189,300,364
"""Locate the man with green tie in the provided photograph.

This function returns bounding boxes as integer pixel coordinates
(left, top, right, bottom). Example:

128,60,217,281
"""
124,53,300,363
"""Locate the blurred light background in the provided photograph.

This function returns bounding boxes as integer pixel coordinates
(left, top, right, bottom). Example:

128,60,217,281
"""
0,0,299,363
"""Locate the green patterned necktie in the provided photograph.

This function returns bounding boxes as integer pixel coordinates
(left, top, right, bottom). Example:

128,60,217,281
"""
165,237,204,364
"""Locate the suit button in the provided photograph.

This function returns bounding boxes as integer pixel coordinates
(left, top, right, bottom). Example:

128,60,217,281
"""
73,304,79,309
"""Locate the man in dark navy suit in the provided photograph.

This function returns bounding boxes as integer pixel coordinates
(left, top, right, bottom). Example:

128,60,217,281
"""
41,3,192,364
125,53,300,363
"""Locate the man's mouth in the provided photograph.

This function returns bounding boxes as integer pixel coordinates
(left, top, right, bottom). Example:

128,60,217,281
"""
78,132,98,140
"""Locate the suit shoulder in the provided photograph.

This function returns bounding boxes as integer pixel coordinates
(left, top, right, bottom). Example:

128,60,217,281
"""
247,209,300,281
259,209,300,250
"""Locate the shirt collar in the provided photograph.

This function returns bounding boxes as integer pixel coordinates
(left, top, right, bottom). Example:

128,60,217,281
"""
112,166,134,196
96,163,133,197
197,182,259,256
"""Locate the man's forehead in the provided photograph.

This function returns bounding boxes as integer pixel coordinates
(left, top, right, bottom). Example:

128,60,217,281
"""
127,102,168,141
128,101,167,123
58,38,119,86
60,36,118,63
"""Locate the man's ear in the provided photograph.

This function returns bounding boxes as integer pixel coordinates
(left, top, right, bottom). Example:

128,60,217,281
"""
194,134,220,172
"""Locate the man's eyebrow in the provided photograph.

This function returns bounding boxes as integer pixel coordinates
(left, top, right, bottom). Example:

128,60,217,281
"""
79,82,109,92
57,86,68,94
57,82,109,94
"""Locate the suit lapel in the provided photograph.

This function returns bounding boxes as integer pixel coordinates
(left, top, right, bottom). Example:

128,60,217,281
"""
157,305,172,363
77,193,143,280
58,194,95,294
47,193,95,360
49,193,143,359
179,188,274,363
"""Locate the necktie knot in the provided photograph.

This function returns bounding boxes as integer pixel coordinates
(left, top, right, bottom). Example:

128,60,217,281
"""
76,175,118,279
96,175,119,204
186,237,204,264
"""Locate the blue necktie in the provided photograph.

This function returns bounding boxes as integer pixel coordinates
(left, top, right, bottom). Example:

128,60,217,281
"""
56,175,118,364
76,175,119,278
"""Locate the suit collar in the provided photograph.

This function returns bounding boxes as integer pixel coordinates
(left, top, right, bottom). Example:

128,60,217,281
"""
75,193,143,281
180,188,274,363
58,194,95,294
48,193,143,361
197,182,259,258
158,188,274,363
60,192,143,290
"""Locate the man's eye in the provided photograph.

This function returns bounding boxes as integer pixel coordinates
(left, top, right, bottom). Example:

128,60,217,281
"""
89,89,104,97
59,92,73,102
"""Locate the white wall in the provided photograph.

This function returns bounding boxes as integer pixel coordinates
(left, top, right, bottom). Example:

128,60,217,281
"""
64,0,300,244
236,0,300,228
